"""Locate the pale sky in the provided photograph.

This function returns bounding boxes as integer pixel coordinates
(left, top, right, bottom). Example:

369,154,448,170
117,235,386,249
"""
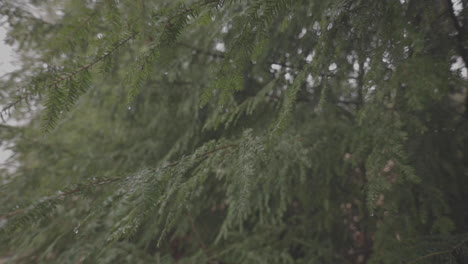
0,25,16,77
0,24,17,167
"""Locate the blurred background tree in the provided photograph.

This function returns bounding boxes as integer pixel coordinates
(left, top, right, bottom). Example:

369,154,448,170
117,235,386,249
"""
0,0,467,263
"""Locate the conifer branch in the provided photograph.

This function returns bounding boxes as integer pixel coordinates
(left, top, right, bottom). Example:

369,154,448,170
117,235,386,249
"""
4,1,467,262
0,177,124,220
0,144,237,220
2,0,220,124
1,31,135,122
0,94,32,120
54,33,137,85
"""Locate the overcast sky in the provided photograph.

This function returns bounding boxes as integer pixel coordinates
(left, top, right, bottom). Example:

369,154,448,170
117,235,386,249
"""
0,25,16,77
0,25,17,166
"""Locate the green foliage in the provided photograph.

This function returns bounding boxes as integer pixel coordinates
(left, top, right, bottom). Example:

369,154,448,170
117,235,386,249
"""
1,0,468,263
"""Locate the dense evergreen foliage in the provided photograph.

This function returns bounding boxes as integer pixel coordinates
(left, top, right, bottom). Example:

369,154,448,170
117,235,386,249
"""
1,0,468,263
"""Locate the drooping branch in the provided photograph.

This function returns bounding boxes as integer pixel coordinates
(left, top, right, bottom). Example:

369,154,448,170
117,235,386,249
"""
0,177,124,220
0,144,238,220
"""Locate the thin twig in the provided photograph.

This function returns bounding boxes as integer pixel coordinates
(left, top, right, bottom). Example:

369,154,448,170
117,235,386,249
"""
53,33,137,85
0,177,124,220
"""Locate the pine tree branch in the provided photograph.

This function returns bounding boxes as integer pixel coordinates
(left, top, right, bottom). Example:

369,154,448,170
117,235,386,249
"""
0,31,136,119
54,33,137,85
0,95,31,120
0,144,238,220
0,177,124,220
90,1,218,70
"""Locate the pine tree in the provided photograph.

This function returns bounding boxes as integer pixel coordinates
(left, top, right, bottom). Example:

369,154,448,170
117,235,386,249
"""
0,0,467,263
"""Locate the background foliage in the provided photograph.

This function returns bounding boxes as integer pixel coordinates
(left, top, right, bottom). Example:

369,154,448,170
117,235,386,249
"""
0,0,467,263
